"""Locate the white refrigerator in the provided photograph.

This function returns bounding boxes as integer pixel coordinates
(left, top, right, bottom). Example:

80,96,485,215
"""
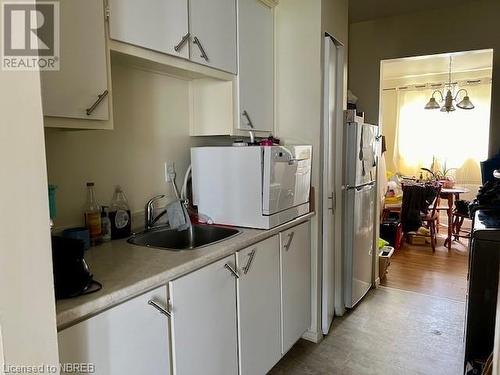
344,120,377,308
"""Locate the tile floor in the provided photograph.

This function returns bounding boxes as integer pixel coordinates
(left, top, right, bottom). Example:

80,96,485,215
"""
270,287,465,374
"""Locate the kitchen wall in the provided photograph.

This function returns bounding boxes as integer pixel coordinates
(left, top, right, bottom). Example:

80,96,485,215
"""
276,0,348,339
45,61,195,229
0,59,59,369
349,0,500,157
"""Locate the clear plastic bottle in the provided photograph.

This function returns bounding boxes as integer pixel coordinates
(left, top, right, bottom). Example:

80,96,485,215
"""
101,206,112,242
84,182,102,246
109,185,131,239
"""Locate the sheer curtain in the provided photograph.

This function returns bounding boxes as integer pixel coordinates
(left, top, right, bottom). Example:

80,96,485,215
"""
393,83,491,195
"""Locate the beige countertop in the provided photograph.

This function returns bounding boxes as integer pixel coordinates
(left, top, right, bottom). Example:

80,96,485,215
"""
56,212,314,330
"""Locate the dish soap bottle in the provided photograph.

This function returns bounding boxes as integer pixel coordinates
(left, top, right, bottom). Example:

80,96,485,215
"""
101,206,112,242
84,182,102,246
109,185,131,239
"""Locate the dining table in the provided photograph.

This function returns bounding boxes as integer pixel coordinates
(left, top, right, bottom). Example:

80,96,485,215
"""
440,186,469,250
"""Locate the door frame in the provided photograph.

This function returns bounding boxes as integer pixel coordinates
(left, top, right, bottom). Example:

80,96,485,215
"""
321,33,347,334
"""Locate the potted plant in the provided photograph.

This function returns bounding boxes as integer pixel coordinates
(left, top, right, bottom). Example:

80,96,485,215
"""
421,157,456,188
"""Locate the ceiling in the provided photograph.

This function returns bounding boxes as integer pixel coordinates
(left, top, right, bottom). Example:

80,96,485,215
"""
382,50,494,81
349,0,472,23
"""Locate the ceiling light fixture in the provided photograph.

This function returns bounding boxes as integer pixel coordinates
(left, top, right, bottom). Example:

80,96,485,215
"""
424,56,475,113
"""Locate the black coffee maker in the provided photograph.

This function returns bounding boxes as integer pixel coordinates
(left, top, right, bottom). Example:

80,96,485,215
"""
51,236,101,299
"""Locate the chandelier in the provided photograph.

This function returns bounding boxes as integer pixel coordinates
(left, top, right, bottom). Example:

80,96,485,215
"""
424,56,475,113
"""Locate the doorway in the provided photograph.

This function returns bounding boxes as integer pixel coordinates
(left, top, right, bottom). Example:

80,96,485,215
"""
378,49,493,301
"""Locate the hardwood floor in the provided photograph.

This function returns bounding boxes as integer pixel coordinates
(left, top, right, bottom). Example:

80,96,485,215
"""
380,228,469,302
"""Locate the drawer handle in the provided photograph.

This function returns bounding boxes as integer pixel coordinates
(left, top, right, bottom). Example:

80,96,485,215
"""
148,299,171,318
193,36,209,62
242,110,254,128
86,89,108,116
174,32,190,52
284,231,295,251
243,249,257,275
224,263,240,279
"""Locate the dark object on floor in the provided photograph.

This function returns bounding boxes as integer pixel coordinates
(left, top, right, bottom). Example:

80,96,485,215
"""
51,236,102,299
380,220,402,250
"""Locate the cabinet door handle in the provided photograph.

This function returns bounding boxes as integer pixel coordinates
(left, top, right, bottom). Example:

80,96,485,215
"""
242,110,254,128
242,249,257,274
148,299,171,318
224,263,240,279
193,36,209,62
174,32,190,52
86,89,109,116
284,231,295,251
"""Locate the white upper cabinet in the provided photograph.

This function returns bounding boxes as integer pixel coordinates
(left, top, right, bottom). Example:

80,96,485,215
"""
169,255,239,375
58,286,171,375
189,0,237,74
108,0,189,58
236,235,281,375
40,0,109,121
237,0,274,132
280,221,312,354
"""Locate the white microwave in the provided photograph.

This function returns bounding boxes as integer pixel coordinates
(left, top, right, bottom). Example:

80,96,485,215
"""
191,145,312,229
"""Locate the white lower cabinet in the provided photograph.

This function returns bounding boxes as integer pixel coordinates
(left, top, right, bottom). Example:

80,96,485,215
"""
280,221,312,354
236,235,281,375
57,221,311,375
168,255,239,375
58,286,171,375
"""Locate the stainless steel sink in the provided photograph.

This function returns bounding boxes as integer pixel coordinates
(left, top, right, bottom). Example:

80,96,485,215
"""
128,224,240,251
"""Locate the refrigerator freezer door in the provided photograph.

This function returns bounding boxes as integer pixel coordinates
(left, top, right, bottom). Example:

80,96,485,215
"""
345,122,378,187
262,146,312,215
344,184,375,308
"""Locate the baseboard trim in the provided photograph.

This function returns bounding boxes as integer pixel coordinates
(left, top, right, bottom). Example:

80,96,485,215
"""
302,329,323,343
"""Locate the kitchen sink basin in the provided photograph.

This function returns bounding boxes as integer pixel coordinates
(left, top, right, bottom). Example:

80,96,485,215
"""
128,224,240,251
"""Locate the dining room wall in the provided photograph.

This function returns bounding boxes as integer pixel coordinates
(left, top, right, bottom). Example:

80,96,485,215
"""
349,0,500,158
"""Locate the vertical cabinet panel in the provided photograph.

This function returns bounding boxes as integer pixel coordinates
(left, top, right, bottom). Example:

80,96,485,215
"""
189,0,237,74
280,221,312,354
58,286,171,375
169,255,238,375
236,235,281,375
108,0,189,58
40,0,109,120
238,0,274,132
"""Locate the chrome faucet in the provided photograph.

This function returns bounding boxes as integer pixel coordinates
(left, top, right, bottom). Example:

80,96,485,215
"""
145,194,166,231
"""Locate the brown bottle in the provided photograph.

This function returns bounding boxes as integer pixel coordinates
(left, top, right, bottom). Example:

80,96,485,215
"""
84,182,102,246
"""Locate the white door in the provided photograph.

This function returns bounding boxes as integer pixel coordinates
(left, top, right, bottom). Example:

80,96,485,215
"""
108,0,189,58
321,35,344,333
58,286,171,375
236,236,281,375
280,222,311,354
40,0,109,120
189,0,237,74
237,0,273,132
169,255,238,375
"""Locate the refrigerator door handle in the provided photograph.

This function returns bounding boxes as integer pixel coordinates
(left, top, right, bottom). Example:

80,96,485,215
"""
345,181,375,191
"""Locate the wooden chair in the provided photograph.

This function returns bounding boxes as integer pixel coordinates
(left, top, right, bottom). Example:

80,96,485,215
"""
421,185,442,252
